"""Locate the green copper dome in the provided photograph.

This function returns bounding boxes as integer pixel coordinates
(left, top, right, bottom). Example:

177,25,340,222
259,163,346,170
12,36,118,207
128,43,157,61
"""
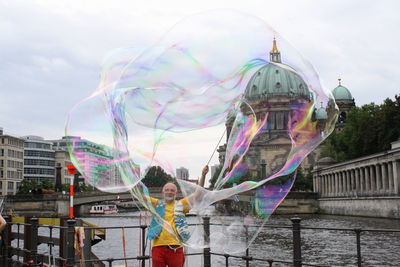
332,84,352,100
315,106,328,120
245,63,312,100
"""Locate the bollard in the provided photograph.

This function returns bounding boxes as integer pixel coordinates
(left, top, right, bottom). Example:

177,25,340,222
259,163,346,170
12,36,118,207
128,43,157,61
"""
203,217,211,267
291,216,302,267
66,219,76,267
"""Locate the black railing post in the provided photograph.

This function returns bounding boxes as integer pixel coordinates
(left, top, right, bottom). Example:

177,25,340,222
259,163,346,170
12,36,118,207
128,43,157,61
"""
203,217,211,267
291,216,302,267
66,219,76,267
83,227,92,267
354,228,362,267
2,215,11,266
140,225,147,267
245,225,250,267
30,217,39,264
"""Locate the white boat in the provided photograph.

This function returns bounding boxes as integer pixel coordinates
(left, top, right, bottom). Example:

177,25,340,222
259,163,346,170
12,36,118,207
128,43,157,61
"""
89,204,118,215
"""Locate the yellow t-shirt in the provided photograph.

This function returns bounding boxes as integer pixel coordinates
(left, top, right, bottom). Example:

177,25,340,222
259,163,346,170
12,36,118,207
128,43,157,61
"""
150,197,190,247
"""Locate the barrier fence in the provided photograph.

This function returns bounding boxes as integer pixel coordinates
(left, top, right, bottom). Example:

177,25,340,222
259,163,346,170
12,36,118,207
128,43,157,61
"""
1,215,399,266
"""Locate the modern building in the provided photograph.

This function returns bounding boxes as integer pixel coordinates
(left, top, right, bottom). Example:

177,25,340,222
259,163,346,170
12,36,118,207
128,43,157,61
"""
48,136,127,188
176,167,189,180
0,128,24,195
22,136,55,184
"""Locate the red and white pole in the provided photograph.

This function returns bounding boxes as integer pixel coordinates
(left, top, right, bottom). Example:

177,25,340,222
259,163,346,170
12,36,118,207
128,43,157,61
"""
66,164,77,219
69,180,74,218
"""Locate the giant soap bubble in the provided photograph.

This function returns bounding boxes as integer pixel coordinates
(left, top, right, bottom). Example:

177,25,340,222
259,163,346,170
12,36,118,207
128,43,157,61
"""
66,9,338,253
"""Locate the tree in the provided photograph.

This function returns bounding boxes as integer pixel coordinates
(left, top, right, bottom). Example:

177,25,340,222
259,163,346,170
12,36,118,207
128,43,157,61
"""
292,167,313,191
17,180,38,194
142,166,173,187
320,95,400,162
17,179,55,194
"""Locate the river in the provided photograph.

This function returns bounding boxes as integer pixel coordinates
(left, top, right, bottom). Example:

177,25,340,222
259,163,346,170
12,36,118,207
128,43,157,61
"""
79,212,400,267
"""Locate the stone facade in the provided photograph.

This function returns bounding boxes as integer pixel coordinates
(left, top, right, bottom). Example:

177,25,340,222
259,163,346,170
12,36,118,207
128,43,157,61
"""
0,128,24,195
313,140,400,218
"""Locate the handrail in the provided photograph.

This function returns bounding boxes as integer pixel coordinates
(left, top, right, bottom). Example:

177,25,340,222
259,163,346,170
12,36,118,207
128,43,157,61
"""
1,215,399,267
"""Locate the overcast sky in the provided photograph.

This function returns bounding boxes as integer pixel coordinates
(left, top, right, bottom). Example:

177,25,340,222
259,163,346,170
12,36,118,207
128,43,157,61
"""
1,0,399,179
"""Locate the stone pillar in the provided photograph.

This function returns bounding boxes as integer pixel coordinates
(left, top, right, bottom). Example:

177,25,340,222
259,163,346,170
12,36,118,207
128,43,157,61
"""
365,166,371,195
350,169,357,196
355,168,360,196
359,167,365,195
328,174,332,197
393,160,400,195
344,170,349,197
375,164,382,194
341,171,346,196
313,176,317,192
388,162,394,195
333,173,337,196
370,165,376,195
348,170,352,197
318,175,324,197
338,171,343,196
336,172,340,196
325,175,329,197
381,163,388,194
339,172,347,196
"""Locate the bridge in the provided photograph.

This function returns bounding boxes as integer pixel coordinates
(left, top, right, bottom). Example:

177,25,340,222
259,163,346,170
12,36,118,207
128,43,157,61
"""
3,188,171,217
4,187,318,217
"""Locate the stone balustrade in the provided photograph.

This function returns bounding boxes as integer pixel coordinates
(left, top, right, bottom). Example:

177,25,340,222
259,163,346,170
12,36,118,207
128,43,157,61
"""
313,141,400,198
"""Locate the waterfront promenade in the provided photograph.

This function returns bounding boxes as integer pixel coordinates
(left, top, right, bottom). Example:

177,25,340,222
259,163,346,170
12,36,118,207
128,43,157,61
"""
1,213,399,266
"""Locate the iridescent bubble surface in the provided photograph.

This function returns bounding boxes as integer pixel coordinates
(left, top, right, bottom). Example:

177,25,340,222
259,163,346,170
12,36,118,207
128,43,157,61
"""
66,9,338,253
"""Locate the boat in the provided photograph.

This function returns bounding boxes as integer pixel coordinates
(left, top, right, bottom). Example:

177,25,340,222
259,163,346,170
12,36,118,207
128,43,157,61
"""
89,204,118,215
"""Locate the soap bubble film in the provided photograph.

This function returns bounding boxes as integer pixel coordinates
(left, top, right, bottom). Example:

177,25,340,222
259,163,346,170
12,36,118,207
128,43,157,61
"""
66,9,338,253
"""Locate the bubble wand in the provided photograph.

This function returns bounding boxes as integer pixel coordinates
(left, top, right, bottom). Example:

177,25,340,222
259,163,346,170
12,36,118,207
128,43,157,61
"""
205,129,226,166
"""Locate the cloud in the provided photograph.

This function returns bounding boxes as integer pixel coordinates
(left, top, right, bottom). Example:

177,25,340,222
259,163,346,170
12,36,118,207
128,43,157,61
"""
1,0,399,177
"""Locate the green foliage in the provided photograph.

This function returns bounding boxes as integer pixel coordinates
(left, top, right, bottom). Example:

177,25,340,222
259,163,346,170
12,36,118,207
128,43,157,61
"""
142,166,173,187
17,179,55,194
61,183,95,193
61,183,70,192
321,95,400,162
292,167,313,191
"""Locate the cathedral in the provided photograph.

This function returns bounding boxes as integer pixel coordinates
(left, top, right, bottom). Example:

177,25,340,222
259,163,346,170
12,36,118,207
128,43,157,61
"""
218,39,355,179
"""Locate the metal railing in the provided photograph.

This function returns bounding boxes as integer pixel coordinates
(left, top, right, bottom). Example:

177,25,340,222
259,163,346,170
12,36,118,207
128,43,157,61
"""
1,215,399,266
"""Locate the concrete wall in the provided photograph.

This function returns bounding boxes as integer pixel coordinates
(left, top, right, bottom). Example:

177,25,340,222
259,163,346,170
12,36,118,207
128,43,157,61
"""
275,198,318,214
318,197,400,219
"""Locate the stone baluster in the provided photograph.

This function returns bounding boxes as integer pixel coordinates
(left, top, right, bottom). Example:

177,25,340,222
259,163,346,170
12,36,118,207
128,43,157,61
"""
375,164,382,195
382,163,388,195
393,160,400,195
355,168,360,196
387,161,394,195
364,166,371,195
370,165,376,195
344,170,349,197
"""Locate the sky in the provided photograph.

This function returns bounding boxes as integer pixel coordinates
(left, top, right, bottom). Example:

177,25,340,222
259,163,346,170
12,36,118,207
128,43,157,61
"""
1,0,399,180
